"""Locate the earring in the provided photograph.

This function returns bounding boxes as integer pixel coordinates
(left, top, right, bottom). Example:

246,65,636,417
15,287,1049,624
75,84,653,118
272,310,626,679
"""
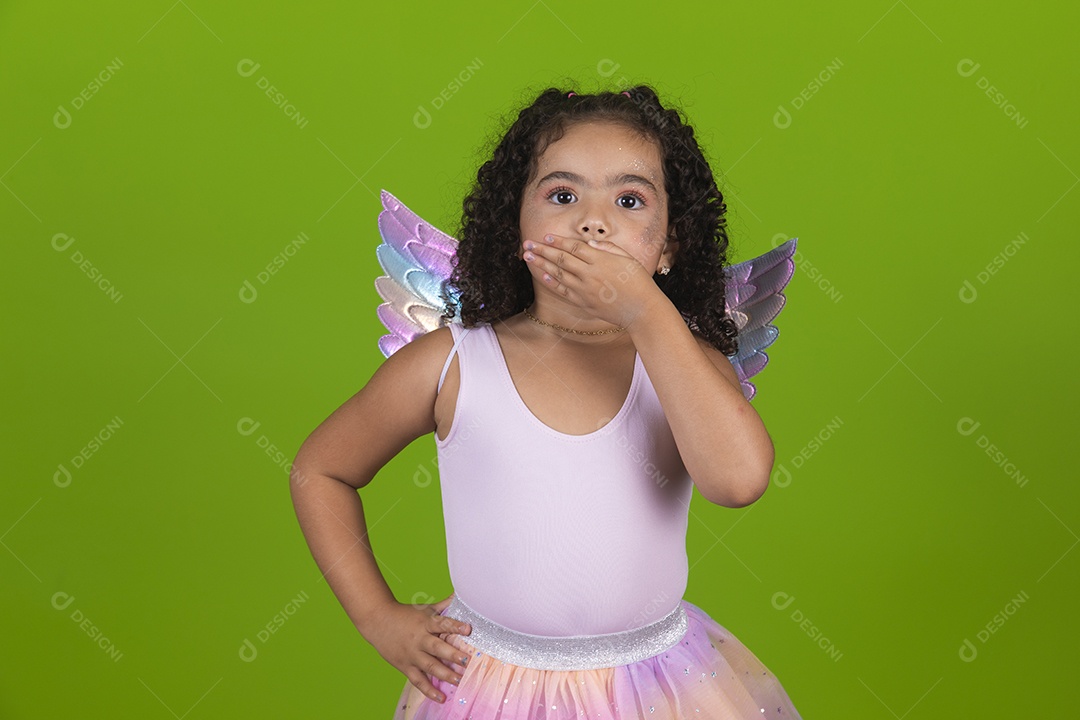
658,266,670,275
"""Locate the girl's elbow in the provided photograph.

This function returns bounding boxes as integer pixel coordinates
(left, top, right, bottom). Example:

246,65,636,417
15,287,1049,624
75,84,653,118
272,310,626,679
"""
692,443,774,507
729,474,770,508
693,471,768,508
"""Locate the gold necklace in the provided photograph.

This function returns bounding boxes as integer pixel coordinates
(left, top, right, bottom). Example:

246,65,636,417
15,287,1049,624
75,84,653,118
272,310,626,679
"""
523,307,626,335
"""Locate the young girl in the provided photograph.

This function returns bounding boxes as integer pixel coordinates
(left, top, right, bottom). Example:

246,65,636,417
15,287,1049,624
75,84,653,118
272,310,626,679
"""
290,86,802,718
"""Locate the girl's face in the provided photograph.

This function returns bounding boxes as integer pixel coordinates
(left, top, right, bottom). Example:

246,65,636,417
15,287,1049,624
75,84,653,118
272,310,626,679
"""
518,121,674,273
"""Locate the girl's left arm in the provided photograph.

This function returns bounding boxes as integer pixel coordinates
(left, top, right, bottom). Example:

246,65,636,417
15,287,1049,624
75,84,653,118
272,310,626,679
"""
628,294,774,508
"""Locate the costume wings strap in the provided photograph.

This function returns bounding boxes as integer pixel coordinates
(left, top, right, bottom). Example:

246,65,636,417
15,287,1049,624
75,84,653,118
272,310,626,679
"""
373,189,797,402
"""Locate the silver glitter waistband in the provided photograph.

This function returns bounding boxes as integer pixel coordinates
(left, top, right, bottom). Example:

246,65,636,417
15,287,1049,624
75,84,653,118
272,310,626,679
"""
442,595,688,671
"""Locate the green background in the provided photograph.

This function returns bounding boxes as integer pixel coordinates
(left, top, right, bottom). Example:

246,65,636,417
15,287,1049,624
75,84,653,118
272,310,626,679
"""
2,1,1076,717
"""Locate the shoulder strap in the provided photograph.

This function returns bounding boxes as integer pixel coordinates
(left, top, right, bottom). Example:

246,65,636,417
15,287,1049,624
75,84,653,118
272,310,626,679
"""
437,323,470,393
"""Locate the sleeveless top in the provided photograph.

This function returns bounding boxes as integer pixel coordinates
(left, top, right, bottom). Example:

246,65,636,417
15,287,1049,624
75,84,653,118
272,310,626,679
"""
434,322,694,636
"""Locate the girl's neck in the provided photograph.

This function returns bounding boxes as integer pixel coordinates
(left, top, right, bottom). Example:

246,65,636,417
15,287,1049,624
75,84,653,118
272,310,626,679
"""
500,307,635,351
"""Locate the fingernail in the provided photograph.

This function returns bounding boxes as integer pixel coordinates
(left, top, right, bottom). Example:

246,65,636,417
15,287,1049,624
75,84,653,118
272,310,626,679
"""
544,235,554,243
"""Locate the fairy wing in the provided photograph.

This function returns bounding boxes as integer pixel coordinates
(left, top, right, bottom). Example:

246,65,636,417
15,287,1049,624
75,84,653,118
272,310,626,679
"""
723,239,798,402
374,189,461,358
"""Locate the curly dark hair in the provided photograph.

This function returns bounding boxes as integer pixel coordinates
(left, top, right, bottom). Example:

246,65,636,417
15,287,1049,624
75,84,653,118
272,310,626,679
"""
439,84,739,356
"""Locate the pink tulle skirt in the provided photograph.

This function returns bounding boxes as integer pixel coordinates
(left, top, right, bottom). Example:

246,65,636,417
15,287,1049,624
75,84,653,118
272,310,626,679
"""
392,597,802,719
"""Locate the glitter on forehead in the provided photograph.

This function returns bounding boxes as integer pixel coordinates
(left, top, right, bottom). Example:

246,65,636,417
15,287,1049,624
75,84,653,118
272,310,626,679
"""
626,157,660,182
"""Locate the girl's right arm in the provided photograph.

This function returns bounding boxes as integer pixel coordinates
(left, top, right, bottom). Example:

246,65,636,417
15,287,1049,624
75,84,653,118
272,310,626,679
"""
289,326,471,704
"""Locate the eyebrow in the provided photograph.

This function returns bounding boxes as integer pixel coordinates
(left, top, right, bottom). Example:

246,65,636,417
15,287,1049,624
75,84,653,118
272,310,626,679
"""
534,170,660,196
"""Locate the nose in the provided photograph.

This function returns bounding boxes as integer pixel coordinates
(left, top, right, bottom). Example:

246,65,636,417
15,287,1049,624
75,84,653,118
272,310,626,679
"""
576,200,611,237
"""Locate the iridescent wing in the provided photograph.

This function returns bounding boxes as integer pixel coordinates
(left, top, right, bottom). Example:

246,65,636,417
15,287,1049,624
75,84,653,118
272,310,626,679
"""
723,239,797,401
374,190,461,358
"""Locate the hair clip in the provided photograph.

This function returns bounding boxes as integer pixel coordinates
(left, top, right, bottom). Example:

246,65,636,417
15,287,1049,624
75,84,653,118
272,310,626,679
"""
621,91,631,98
567,92,577,98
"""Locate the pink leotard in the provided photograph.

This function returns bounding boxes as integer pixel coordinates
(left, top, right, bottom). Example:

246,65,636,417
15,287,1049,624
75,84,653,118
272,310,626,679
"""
434,322,694,636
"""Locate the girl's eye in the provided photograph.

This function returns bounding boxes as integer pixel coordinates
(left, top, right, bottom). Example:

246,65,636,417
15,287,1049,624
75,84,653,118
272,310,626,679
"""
545,188,646,208
548,188,576,204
